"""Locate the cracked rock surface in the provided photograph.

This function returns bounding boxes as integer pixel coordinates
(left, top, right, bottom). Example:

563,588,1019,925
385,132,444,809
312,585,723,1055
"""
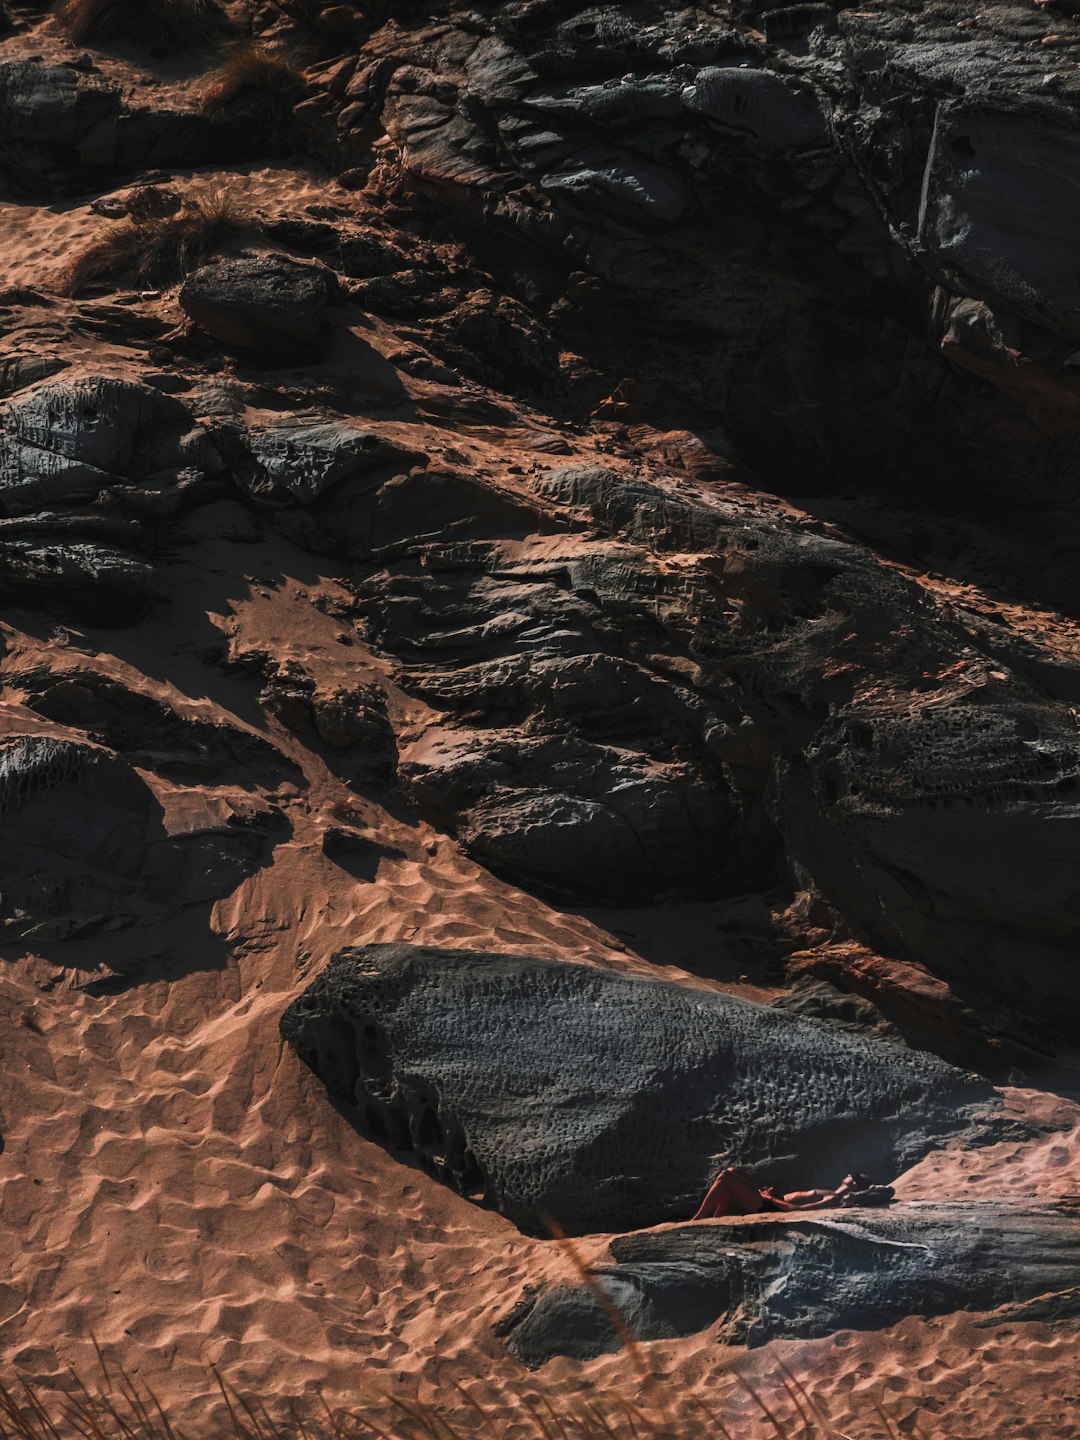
499,1200,1080,1363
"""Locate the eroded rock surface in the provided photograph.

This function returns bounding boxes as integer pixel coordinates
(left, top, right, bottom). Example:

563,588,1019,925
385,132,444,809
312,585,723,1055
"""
280,943,997,1234
499,1201,1080,1363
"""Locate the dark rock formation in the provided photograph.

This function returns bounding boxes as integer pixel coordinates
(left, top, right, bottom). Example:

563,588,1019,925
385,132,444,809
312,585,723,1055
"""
330,459,1080,1056
15,668,298,788
499,1200,1080,1364
244,415,423,506
0,59,220,192
0,734,278,940
2,0,1080,1075
280,943,997,1235
0,60,118,184
0,373,222,516
179,256,335,356
0,372,236,618
0,531,159,623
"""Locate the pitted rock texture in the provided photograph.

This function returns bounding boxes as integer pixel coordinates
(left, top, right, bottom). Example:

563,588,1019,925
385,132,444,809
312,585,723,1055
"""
499,1201,1080,1364
280,943,997,1235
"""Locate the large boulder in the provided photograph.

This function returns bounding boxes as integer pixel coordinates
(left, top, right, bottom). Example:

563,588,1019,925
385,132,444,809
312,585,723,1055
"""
280,943,998,1235
499,1201,1080,1364
4,374,191,469
397,723,744,903
179,255,334,355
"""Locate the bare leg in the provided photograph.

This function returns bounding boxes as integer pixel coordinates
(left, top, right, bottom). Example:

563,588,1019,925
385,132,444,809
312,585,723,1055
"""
692,1167,769,1220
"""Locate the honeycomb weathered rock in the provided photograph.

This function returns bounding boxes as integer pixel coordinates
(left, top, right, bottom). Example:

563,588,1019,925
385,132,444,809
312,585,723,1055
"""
280,943,998,1235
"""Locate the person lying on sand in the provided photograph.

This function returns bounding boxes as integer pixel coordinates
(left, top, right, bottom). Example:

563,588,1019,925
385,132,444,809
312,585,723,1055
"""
692,1166,894,1220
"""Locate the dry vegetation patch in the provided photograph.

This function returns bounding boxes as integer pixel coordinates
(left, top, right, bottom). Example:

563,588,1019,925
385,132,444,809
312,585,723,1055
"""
62,190,258,293
198,43,307,145
0,1364,920,1440
201,44,304,112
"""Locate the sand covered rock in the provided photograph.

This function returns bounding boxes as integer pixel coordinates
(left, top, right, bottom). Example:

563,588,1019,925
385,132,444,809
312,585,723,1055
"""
280,943,998,1235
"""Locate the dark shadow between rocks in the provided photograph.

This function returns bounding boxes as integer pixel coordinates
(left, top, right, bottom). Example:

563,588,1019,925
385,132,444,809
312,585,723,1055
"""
551,893,794,989
0,892,235,985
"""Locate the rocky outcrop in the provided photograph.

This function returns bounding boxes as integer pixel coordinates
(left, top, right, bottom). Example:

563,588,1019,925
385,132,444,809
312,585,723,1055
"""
0,372,234,619
244,414,423,506
499,1200,1080,1364
280,943,998,1235
0,59,221,191
15,668,299,787
1,2,1079,1066
318,459,1080,1055
0,373,227,516
319,0,1080,510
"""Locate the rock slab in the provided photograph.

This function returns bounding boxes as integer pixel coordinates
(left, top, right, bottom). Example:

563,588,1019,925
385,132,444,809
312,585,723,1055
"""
500,1201,1080,1364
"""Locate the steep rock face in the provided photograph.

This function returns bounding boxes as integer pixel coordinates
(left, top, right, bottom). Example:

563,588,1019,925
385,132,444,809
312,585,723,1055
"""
499,1201,1080,1362
336,0,1080,514
280,942,997,1235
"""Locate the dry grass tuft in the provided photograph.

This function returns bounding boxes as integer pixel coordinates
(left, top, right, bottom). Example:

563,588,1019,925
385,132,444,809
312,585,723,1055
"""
199,43,306,145
0,1361,921,1440
56,0,229,49
62,189,258,294
201,44,303,111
